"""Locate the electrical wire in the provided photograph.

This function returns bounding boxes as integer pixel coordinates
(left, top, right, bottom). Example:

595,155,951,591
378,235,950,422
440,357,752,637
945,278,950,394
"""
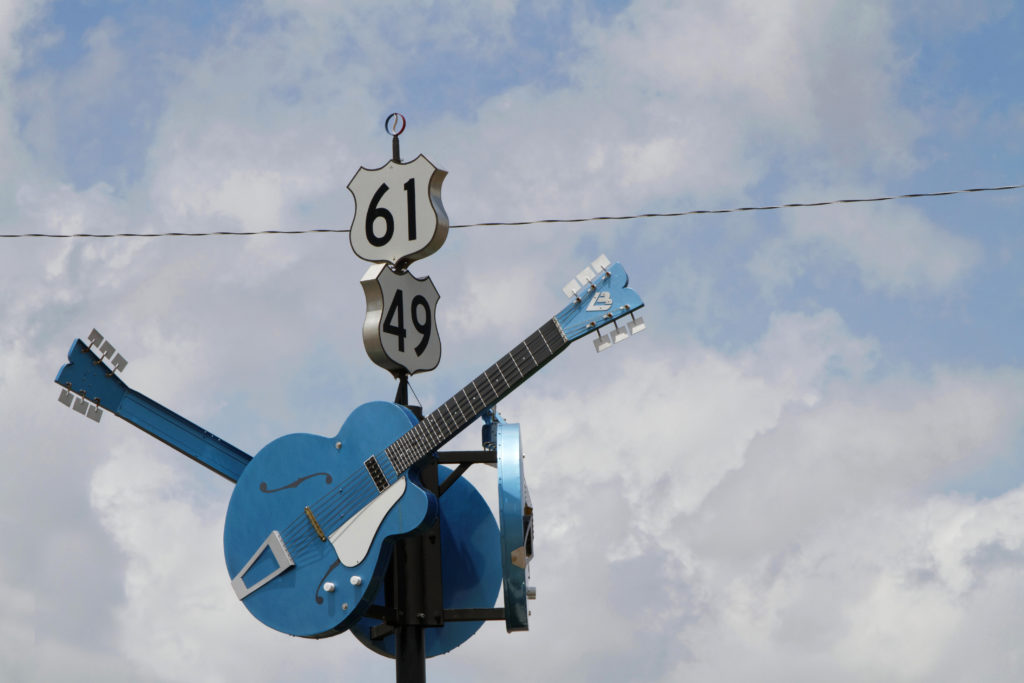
1,183,1021,239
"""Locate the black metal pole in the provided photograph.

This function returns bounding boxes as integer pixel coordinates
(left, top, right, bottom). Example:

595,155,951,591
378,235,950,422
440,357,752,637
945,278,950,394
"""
392,373,442,683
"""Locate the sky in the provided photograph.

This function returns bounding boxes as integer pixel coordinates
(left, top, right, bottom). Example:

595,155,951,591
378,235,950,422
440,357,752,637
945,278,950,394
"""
1,0,1023,681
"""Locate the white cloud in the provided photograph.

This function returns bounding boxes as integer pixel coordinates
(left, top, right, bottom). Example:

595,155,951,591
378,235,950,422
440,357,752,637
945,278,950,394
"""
750,189,983,294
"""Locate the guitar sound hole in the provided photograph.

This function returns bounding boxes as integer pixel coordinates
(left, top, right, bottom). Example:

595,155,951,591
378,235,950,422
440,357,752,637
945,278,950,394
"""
259,472,333,494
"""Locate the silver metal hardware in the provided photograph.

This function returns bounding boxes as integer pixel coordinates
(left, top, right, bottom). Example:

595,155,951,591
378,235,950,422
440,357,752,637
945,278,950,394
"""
58,388,74,407
593,332,612,352
350,575,362,586
628,313,646,335
87,329,104,348
110,353,128,373
323,582,336,593
72,396,89,414
611,322,629,344
562,277,582,299
575,265,596,286
86,404,103,422
230,530,295,600
98,340,116,360
591,254,610,272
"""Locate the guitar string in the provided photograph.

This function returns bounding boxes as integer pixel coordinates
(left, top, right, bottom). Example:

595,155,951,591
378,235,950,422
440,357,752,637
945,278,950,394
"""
283,474,378,555
278,468,376,551
274,320,563,557
303,329,551,538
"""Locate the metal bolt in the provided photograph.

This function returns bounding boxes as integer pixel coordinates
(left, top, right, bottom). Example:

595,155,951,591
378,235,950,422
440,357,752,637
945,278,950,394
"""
335,441,342,450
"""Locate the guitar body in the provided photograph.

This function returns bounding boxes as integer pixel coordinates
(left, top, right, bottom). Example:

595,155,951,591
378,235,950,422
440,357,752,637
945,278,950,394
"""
223,401,437,638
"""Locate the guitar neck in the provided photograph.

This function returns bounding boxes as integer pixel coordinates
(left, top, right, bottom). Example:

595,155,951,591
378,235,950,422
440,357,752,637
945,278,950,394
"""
384,318,568,475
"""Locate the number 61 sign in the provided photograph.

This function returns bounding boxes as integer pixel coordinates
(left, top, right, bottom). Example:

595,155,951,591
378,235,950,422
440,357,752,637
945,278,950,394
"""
348,154,449,267
360,263,441,376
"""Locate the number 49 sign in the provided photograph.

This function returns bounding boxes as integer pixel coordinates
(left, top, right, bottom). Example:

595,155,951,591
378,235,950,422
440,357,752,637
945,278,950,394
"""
348,154,449,267
360,263,441,376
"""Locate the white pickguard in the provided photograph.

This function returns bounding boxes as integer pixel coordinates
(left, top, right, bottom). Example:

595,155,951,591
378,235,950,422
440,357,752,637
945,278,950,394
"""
328,477,407,568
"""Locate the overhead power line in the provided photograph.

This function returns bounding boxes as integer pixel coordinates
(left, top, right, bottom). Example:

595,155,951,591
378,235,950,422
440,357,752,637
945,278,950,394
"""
2,183,1021,239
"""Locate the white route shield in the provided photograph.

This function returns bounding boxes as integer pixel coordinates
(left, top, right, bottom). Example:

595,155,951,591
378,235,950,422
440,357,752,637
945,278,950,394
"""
360,263,441,376
348,154,449,266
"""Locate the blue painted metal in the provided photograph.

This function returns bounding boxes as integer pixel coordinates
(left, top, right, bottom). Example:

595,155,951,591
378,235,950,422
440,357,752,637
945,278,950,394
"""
54,339,251,481
495,421,532,632
350,464,502,657
222,401,438,639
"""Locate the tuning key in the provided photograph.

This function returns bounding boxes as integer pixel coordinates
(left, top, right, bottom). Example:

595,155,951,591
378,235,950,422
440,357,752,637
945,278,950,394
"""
98,340,116,360
72,396,89,415
58,388,74,407
562,277,582,299
111,353,128,373
611,321,629,344
575,265,597,288
593,331,612,352
591,254,611,274
87,329,104,348
627,313,646,335
86,404,103,422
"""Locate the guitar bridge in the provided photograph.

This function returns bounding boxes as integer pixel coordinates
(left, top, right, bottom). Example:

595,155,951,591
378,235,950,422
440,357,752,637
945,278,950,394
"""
230,530,295,600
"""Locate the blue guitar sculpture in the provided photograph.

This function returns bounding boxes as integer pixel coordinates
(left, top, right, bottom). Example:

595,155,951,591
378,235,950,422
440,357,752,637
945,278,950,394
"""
221,256,645,638
55,256,644,639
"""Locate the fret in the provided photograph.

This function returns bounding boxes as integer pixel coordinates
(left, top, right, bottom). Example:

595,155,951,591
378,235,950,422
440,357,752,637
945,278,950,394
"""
458,388,476,418
525,331,550,365
485,365,508,396
429,414,449,443
426,415,445,442
464,385,485,414
512,342,538,374
474,374,498,407
450,397,468,423
420,416,440,444
386,317,578,476
443,399,463,426
493,361,511,389
481,370,499,400
498,351,523,380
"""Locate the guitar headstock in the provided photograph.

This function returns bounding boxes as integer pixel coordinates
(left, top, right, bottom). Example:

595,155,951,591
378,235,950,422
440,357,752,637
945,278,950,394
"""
55,329,129,422
555,255,646,352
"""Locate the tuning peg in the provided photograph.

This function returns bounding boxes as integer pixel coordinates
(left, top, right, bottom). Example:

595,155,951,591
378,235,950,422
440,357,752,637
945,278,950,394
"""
593,331,612,352
88,329,104,348
98,340,116,360
611,320,629,344
562,277,582,299
591,254,611,274
575,265,597,288
111,353,128,373
627,313,646,335
86,404,103,422
72,395,89,415
58,388,74,407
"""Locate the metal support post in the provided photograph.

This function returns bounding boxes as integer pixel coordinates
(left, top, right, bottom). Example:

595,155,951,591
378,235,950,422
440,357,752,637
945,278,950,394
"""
391,373,443,683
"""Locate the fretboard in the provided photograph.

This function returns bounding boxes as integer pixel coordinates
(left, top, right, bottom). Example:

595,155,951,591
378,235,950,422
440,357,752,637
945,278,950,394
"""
384,318,567,475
